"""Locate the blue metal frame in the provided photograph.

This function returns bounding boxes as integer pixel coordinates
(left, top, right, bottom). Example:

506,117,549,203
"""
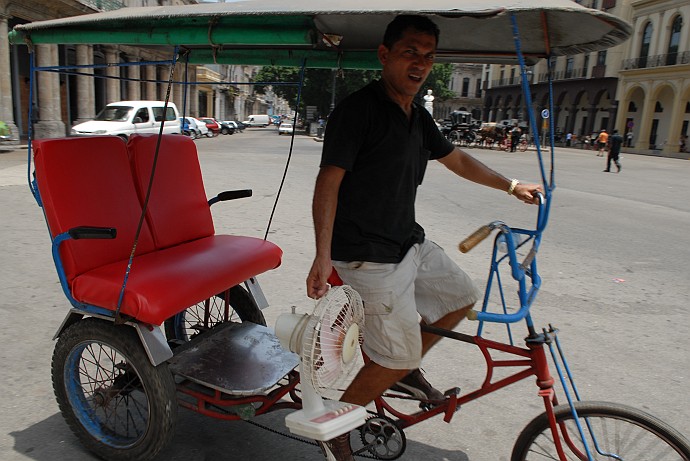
468,14,605,460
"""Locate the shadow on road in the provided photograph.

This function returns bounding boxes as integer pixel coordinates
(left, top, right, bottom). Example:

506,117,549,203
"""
10,408,470,460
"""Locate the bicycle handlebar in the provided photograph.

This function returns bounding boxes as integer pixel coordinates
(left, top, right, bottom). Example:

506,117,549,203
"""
459,192,548,326
458,224,494,253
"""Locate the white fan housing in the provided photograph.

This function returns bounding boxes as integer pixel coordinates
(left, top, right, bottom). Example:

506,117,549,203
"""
275,285,368,441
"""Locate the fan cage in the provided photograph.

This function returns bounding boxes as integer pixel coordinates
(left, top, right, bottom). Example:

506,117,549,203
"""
301,286,364,393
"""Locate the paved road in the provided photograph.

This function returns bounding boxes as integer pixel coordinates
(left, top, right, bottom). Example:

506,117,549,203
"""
1,129,688,460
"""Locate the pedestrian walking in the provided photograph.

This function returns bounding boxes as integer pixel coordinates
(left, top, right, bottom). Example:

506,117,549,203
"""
596,129,608,156
604,129,623,173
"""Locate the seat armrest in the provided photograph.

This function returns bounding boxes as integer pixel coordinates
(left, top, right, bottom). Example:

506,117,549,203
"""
68,226,117,240
208,189,252,206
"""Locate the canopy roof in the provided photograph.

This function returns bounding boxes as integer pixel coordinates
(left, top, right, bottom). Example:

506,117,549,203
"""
9,0,631,68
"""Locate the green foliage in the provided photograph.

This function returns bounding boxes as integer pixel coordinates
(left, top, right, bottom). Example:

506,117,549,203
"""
418,64,455,101
253,66,380,118
253,63,453,117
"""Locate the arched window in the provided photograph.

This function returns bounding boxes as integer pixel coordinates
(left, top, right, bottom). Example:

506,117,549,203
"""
666,16,683,65
639,22,652,67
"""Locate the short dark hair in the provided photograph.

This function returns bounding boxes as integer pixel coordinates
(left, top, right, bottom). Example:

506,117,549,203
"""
382,15,440,49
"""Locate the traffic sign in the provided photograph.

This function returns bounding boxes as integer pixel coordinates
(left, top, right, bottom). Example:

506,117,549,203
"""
541,109,549,119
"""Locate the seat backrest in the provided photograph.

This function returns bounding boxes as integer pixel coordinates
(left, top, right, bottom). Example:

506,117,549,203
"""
33,136,156,283
127,134,215,249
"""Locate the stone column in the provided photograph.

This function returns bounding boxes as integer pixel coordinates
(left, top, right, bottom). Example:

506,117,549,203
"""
172,63,184,113
664,92,684,155
34,44,65,139
127,52,141,101
637,91,655,151
105,47,120,103
0,14,18,142
145,63,157,100
75,45,95,124
190,75,199,117
215,88,222,119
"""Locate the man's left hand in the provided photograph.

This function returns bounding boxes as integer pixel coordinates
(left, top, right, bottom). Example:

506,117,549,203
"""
513,183,544,205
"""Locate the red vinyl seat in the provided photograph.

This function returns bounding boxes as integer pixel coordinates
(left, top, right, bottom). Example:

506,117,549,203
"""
33,134,282,326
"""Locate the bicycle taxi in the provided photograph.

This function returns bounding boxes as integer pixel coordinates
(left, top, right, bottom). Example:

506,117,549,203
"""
9,1,690,459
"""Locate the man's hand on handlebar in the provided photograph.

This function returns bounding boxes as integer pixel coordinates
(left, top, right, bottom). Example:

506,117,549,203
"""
513,183,543,205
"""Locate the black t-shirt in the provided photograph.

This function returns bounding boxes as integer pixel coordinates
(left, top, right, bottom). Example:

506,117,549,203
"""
609,133,624,153
321,80,455,263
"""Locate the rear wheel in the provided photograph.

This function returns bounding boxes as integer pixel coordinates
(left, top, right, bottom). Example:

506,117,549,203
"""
165,284,265,342
52,318,177,461
512,401,690,460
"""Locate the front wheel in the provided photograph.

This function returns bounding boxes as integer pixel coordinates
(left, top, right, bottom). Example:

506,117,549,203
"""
512,401,690,460
52,318,177,461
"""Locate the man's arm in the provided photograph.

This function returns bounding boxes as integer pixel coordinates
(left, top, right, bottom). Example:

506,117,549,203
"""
306,165,346,299
437,147,542,204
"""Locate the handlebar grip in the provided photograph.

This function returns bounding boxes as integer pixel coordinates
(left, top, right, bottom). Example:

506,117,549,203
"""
459,225,492,253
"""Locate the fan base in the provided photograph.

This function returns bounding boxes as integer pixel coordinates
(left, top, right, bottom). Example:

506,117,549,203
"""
286,400,367,441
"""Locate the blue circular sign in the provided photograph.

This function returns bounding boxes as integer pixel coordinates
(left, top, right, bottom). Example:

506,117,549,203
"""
541,109,550,119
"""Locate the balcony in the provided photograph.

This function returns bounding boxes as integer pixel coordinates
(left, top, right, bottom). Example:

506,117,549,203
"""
622,52,690,70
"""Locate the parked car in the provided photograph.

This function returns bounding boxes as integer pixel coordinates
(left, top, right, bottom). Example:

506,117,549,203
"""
199,117,220,136
219,121,235,135
191,117,209,137
71,101,181,141
223,120,245,133
179,117,209,139
278,121,294,135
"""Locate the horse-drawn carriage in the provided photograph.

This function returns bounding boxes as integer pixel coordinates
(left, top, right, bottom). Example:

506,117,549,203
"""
444,110,481,147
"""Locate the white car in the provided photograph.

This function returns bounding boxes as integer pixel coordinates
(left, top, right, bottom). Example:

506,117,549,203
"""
180,117,209,138
278,122,294,135
71,101,181,141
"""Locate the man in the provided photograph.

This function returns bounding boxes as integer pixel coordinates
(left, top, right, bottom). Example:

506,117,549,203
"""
306,15,542,460
510,124,522,152
596,129,608,156
604,129,623,173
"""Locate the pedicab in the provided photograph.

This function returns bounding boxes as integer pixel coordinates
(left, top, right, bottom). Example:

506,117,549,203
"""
9,1,690,460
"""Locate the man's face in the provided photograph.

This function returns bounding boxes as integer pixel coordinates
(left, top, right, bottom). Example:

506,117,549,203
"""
378,28,437,100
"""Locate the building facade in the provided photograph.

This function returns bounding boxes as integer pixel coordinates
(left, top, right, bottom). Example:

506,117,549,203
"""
481,0,689,158
0,0,284,144
435,63,484,121
616,0,690,155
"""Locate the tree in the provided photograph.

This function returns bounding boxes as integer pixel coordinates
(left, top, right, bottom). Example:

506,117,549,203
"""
253,63,453,119
253,66,380,118
416,63,455,103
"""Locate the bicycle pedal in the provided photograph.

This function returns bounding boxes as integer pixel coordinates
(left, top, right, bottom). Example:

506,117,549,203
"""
444,387,461,397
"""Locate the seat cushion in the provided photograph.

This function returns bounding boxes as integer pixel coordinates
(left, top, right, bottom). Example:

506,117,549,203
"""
33,136,156,283
127,134,215,249
71,235,282,325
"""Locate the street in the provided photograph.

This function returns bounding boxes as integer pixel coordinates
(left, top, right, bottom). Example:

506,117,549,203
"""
0,128,688,460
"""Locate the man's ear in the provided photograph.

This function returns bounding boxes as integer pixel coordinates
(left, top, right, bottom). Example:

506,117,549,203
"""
377,44,388,65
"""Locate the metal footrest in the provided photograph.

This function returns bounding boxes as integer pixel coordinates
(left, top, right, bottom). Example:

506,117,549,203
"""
168,322,299,396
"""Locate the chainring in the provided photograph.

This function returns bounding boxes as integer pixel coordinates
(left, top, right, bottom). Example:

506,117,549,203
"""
358,414,406,460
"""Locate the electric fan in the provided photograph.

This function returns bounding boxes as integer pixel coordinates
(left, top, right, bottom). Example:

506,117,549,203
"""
275,285,368,441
